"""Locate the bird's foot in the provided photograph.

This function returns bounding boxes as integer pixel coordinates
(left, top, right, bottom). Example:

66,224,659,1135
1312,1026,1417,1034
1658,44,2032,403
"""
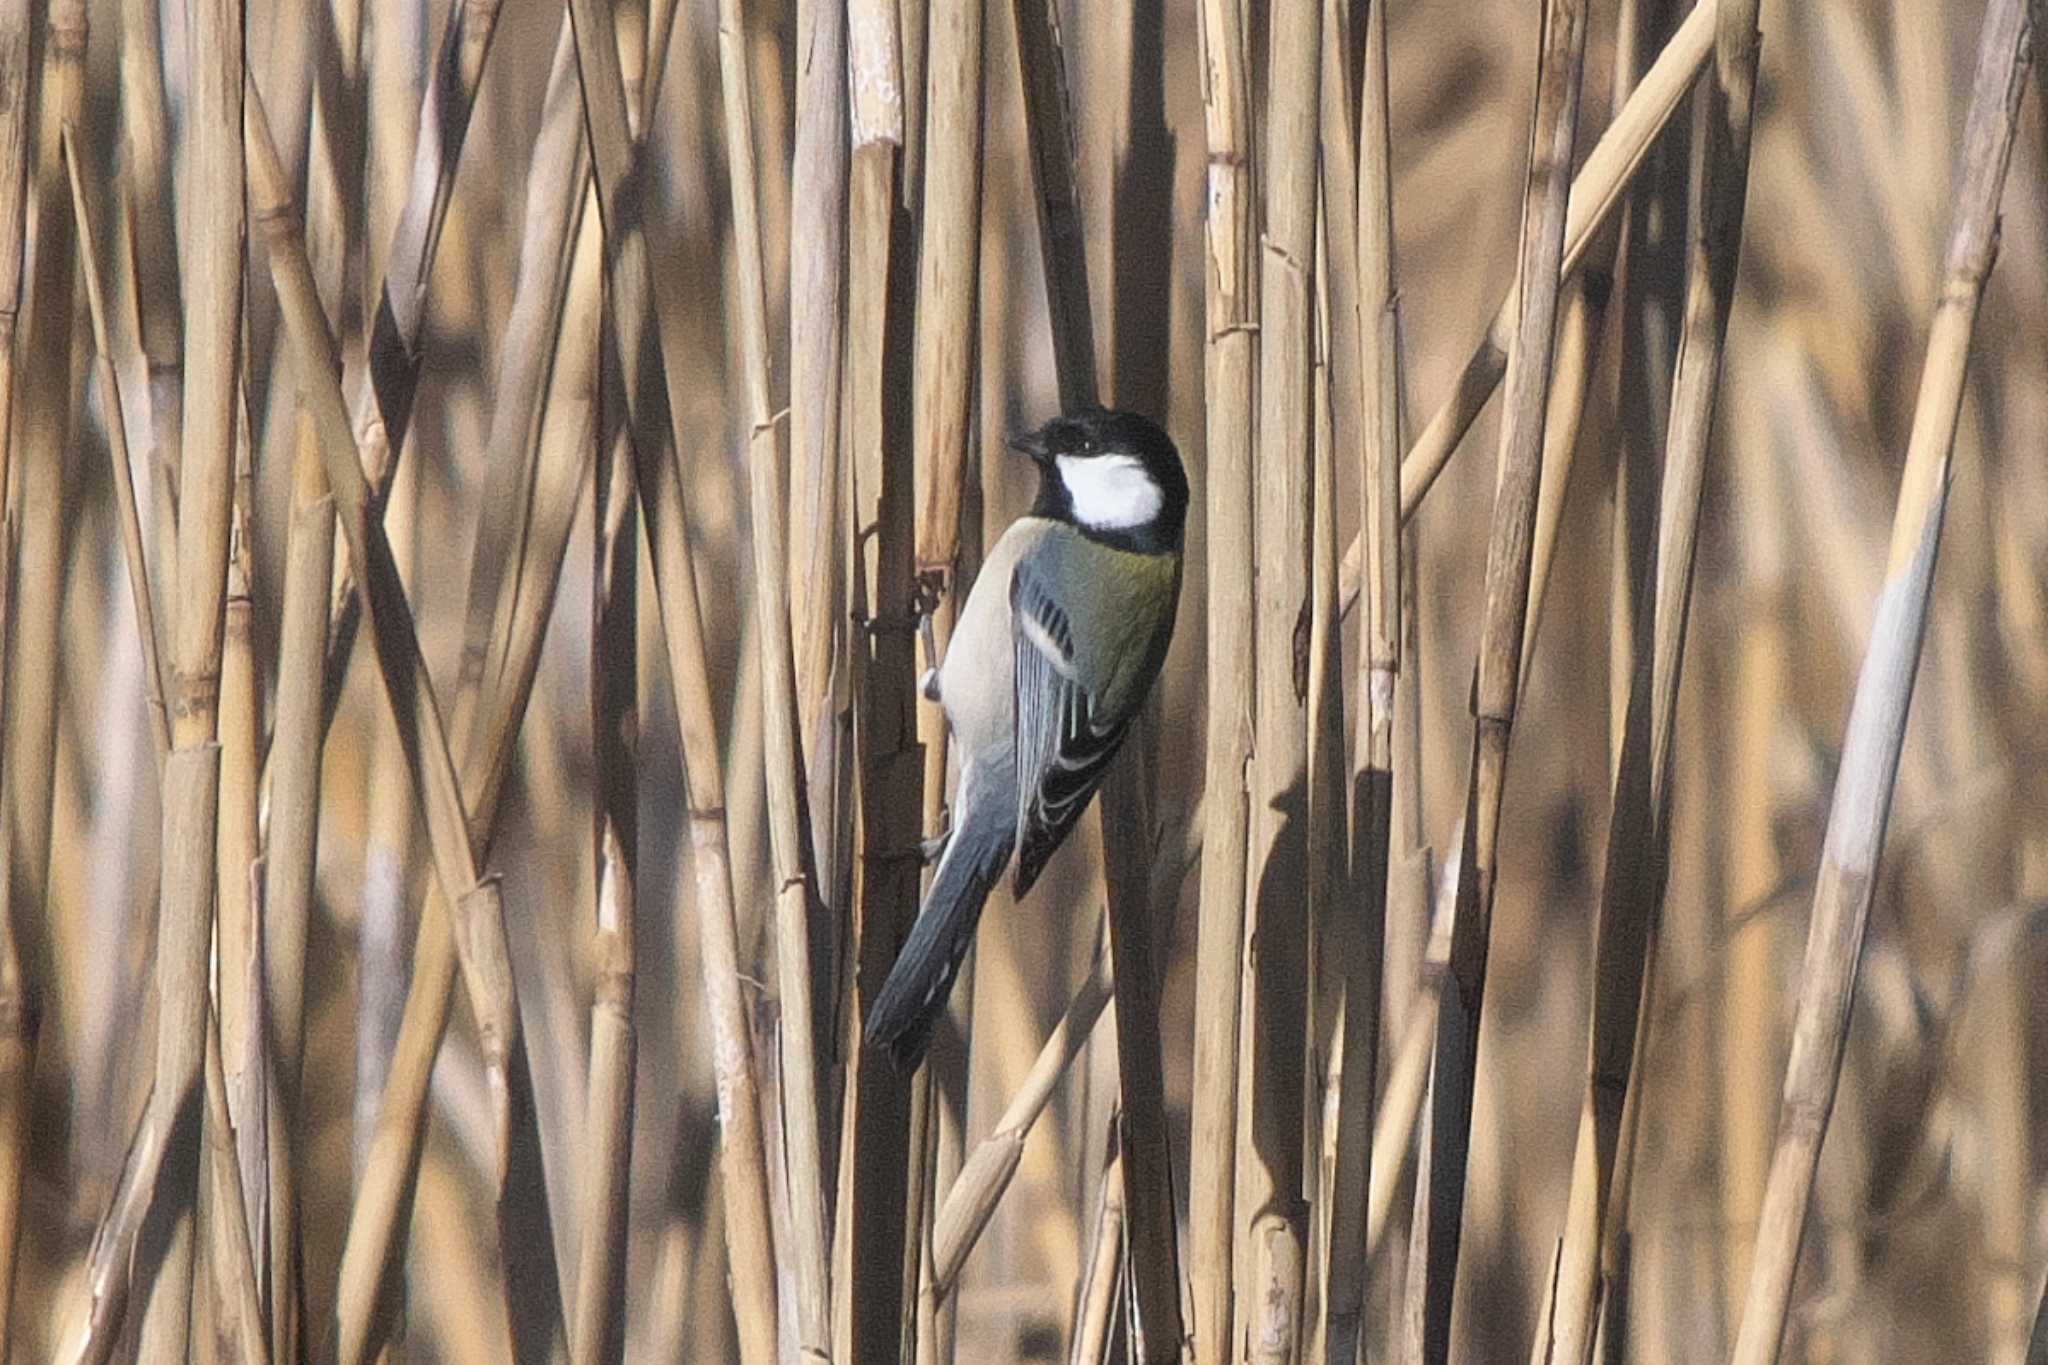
919,666,941,702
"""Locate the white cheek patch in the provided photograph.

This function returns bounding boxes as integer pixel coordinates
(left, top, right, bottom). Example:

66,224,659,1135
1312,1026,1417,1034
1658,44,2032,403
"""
1056,454,1163,530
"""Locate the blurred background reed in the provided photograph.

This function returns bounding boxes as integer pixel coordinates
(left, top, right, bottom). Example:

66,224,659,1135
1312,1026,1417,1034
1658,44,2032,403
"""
1,0,2046,1360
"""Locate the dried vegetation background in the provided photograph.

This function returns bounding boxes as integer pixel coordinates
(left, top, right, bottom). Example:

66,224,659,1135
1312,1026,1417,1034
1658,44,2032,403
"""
1,0,2046,1361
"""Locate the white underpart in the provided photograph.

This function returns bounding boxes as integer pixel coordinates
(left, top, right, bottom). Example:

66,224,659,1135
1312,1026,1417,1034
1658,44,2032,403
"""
1057,453,1162,530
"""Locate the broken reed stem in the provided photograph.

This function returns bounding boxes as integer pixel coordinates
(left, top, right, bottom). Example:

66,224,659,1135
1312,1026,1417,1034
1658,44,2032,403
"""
1071,1147,1128,1365
117,0,184,532
1010,0,1094,410
789,0,851,933
133,0,242,1350
1322,0,1401,1357
0,4,31,1342
1411,1,1589,1359
1541,4,1761,1361
1333,0,1713,615
564,1,782,1358
248,80,522,1188
1238,0,1321,1354
1189,0,1255,1356
714,2,832,1354
1731,2,2036,1359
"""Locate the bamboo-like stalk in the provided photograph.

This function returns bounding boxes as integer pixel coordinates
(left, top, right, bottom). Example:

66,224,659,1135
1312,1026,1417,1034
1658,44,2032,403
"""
714,3,833,1354
927,940,1112,1303
1188,0,1255,1355
1539,4,1761,1360
200,1011,270,1365
1237,0,1320,1352
1071,1149,1127,1365
0,8,38,1329
132,0,242,1348
1321,0,1400,1357
789,0,851,948
569,818,636,1365
564,2,782,1359
837,3,922,1357
249,77,522,1180
1731,3,2036,1359
1009,0,1092,410
62,127,170,759
1407,1,1589,1358
117,0,184,552
1332,0,1712,614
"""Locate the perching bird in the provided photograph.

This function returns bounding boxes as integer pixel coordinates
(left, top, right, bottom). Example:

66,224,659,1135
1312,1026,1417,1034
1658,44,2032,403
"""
865,408,1188,1072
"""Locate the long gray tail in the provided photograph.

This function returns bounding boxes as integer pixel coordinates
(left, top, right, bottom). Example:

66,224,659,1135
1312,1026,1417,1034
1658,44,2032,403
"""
865,759,1015,1072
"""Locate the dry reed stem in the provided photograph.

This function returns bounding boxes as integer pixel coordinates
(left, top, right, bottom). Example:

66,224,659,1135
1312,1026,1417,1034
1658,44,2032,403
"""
1731,2,2036,1358
927,940,1112,1302
1071,1145,1127,1365
1238,0,1320,1351
1333,0,1713,616
248,80,521,1180
117,0,184,528
1009,0,1093,410
62,128,170,761
790,0,851,933
715,2,832,1354
570,828,635,1365
132,0,242,1347
4,22,86,1310
1539,3,1761,1359
838,3,923,1357
565,2,782,1358
1410,0,1589,1357
1318,0,1399,1355
201,1011,269,1365
1189,0,1255,1356
0,4,31,1338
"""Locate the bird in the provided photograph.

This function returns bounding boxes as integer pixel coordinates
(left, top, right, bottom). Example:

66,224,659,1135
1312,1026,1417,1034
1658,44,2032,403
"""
865,407,1188,1072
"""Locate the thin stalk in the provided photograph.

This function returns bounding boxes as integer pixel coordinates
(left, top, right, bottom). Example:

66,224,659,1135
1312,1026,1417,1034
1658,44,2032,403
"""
134,0,241,1348
1333,0,1714,610
1540,2,1761,1358
565,0,782,1357
789,0,851,955
1322,0,1400,1357
1070,1149,1127,1365
1731,2,2035,1358
837,3,921,1357
1408,1,1590,1358
1188,0,1255,1357
715,3,832,1355
1238,0,1321,1354
118,0,184,548
0,4,37,1328
200,1011,270,1365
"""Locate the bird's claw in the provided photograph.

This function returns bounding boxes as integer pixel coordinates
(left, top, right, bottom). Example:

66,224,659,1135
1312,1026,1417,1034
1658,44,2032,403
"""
919,667,941,702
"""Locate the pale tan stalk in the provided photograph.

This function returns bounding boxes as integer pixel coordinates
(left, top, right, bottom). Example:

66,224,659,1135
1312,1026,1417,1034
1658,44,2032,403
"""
1731,2,2035,1359
0,9,35,1335
131,0,242,1349
1333,0,1714,614
927,941,1112,1302
62,128,170,760
1188,0,1255,1357
837,5,922,1357
249,78,521,1179
118,0,184,548
789,0,851,925
1408,1,1589,1357
1540,4,1761,1359
714,5,832,1356
565,2,782,1358
1071,1150,1128,1365
1321,2,1400,1358
1237,0,1320,1351
570,826,635,1365
201,1011,270,1365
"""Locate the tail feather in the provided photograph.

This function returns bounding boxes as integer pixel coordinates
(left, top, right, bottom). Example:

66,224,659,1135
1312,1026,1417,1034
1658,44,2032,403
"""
865,760,1014,1072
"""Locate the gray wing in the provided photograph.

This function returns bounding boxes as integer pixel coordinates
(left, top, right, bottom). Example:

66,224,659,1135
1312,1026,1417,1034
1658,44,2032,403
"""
1010,556,1134,897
